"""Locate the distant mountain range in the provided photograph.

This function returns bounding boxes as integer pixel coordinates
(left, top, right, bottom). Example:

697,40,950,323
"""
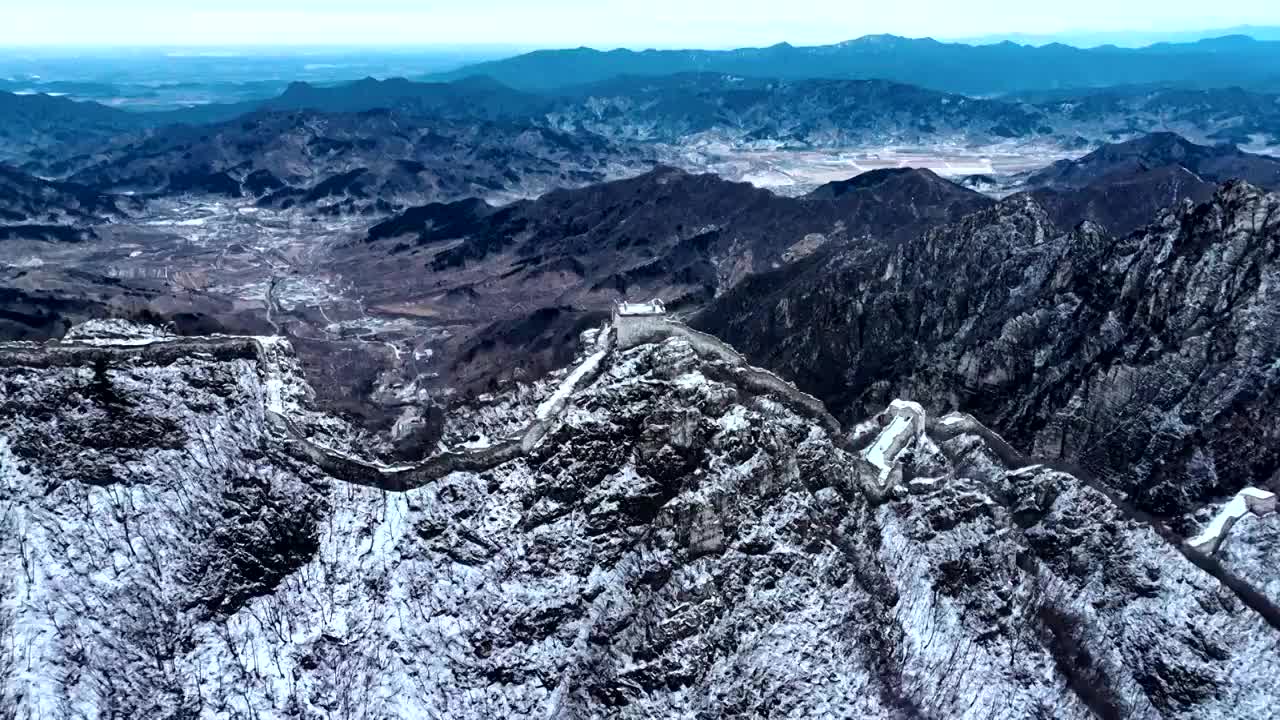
954,25,1280,48
543,74,1050,146
9,71,1280,230
151,75,548,127
150,74,1054,148
8,37,1280,183
59,109,649,214
8,56,1280,241
427,34,1280,94
9,72,1280,189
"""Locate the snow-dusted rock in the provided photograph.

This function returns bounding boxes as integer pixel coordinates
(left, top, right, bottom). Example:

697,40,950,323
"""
2,328,1279,718
1188,487,1279,554
62,319,177,346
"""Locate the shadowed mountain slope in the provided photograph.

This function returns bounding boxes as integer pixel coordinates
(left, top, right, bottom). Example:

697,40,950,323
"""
698,181,1280,520
1027,132,1280,190
347,165,992,392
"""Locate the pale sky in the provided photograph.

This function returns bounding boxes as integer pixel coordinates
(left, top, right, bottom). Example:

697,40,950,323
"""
5,0,1280,48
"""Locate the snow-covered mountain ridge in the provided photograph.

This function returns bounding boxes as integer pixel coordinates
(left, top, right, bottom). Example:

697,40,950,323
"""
2,317,1278,718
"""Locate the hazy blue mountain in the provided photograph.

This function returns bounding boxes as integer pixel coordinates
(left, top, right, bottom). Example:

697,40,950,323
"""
0,90,148,166
0,48,530,110
0,78,557,170
15,70,1280,179
427,34,1280,94
158,75,550,125
955,25,1280,48
187,72,1280,151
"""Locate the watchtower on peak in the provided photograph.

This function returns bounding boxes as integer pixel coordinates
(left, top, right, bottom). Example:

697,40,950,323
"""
612,299,670,348
613,299,666,319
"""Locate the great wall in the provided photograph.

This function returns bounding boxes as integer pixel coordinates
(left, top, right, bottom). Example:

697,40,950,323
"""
0,303,845,494
2,303,1275,598
276,300,849,490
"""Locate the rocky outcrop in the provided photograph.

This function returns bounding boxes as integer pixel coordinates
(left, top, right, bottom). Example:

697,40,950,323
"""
0,312,837,495
272,325,617,491
0,307,804,499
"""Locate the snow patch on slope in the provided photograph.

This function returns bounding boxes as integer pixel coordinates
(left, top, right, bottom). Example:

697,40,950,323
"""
1188,487,1278,553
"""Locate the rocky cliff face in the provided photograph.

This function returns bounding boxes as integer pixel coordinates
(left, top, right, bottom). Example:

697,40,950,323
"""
699,182,1280,522
2,322,1277,718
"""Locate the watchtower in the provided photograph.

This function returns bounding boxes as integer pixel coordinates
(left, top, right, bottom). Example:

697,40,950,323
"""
612,299,669,348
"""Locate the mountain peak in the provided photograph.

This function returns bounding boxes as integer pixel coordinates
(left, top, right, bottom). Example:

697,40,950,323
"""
1120,130,1202,150
1196,34,1258,46
811,167,947,196
846,33,910,44
1026,132,1280,193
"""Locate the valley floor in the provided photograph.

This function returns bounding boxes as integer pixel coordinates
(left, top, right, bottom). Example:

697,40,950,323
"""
680,141,1072,195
